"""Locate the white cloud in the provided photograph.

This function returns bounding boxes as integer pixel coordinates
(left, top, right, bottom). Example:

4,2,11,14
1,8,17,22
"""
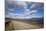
6,1,43,19
9,13,13,15
29,3,37,9
24,9,37,17
6,0,27,7
16,2,26,6
6,0,16,4
7,8,15,11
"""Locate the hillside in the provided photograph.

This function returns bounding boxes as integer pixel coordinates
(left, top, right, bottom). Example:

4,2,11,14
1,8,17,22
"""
5,17,44,31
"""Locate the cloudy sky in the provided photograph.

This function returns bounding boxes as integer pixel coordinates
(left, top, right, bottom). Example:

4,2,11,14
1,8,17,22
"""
5,0,44,19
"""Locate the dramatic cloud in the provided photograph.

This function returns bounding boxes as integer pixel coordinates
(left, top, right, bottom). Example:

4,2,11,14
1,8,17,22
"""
5,0,44,19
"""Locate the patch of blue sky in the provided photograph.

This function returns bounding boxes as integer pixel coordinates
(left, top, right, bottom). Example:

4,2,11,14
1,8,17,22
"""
35,8,44,16
15,6,25,14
